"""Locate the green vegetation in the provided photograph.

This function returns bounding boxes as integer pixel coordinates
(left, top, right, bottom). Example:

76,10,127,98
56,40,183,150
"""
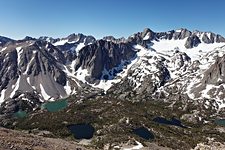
12,96,225,150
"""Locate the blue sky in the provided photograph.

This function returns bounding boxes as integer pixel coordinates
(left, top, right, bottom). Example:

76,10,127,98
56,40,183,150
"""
0,0,224,39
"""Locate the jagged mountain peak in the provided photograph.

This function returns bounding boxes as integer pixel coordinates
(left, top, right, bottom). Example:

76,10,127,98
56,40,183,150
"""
65,33,96,43
175,28,190,31
141,28,155,41
23,36,36,41
39,36,58,43
102,36,126,43
142,28,154,35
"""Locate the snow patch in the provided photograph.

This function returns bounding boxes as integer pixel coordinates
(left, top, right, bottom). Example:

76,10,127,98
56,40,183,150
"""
40,83,51,100
0,89,6,103
63,65,81,88
24,53,36,75
1,47,7,51
75,68,89,83
10,77,21,98
123,141,144,150
143,33,150,40
53,39,68,46
201,84,225,109
201,84,215,99
16,47,23,67
151,39,225,61
176,29,182,32
27,77,30,85
64,81,72,95
206,32,211,39
75,43,85,53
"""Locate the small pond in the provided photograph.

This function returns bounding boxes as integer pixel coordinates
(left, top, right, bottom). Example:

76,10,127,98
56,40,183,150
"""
41,99,68,112
14,110,27,118
133,127,154,140
153,117,186,128
67,124,95,140
215,119,225,126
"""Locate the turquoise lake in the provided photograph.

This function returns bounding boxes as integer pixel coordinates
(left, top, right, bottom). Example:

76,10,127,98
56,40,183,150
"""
215,119,225,126
41,99,68,112
14,110,27,118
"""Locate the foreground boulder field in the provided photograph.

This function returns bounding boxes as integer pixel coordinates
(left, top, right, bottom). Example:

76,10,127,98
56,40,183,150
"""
1,28,225,149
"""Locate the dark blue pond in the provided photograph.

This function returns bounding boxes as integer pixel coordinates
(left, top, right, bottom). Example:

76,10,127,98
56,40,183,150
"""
153,117,186,128
67,124,95,139
133,127,154,140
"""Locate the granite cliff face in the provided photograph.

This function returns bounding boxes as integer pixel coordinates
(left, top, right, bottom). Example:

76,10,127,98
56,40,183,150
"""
74,40,136,81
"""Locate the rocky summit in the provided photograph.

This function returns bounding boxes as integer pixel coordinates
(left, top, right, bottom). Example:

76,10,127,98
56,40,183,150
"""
1,28,225,149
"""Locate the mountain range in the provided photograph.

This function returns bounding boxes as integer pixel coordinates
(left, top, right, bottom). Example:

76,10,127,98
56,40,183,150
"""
0,28,225,115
